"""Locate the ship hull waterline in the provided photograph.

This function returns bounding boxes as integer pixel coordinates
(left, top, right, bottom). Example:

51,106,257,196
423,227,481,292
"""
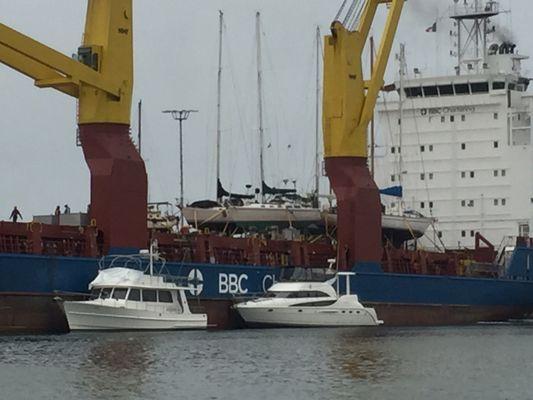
1,249,533,333
1,292,533,333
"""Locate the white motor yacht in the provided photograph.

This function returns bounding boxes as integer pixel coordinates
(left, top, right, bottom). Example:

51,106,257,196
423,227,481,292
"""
234,272,383,327
63,244,207,331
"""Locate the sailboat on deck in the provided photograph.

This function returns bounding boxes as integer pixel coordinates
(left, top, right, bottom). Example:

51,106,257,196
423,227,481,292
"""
182,12,323,232
182,12,432,243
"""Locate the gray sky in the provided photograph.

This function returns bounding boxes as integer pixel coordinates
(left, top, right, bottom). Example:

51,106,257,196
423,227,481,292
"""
0,0,529,218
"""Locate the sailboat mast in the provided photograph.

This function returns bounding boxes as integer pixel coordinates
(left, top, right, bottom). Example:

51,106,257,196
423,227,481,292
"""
256,11,265,203
398,43,406,191
314,26,321,208
216,10,223,202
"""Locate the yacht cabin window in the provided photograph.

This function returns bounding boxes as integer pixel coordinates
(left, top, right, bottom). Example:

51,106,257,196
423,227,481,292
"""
142,289,157,302
289,300,337,307
158,290,173,303
90,288,101,298
100,288,112,299
112,288,127,300
128,289,141,301
266,290,330,298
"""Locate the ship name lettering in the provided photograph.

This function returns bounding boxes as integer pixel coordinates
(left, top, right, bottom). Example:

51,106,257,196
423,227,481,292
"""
421,106,476,116
219,273,248,294
262,274,275,292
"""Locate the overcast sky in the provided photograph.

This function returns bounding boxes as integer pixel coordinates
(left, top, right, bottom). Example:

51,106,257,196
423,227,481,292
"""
0,0,529,219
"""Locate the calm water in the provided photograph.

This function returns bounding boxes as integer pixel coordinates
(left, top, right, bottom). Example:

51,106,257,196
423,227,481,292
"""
1,325,532,400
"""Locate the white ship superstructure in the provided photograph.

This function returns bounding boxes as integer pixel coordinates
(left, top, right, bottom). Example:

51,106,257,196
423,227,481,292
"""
376,0,533,250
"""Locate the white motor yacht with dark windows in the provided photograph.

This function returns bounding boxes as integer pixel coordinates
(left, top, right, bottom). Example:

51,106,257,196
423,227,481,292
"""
63,243,207,331
234,272,382,327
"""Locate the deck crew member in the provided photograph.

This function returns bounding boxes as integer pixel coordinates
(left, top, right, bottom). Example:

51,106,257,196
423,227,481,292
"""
9,206,22,223
54,205,61,225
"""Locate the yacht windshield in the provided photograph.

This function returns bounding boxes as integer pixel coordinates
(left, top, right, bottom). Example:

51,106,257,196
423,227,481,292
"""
90,288,101,299
100,288,112,299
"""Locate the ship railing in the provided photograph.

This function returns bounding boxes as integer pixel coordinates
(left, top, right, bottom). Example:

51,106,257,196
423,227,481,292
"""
451,1,499,18
278,266,336,282
98,253,166,274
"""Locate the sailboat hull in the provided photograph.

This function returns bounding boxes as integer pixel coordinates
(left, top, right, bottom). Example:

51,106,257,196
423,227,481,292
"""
182,206,322,231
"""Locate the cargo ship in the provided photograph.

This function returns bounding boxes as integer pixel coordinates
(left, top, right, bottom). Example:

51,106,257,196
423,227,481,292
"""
0,0,532,334
375,0,533,250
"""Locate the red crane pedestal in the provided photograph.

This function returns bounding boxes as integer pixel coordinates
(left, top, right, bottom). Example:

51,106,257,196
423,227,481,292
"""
325,157,382,270
79,123,147,253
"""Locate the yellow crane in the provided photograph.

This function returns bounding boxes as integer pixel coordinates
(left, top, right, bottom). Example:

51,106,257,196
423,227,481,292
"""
0,1,147,251
323,0,405,269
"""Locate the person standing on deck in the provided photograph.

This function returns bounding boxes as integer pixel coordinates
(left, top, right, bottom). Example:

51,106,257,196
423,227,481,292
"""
9,206,22,223
64,204,71,214
54,205,61,225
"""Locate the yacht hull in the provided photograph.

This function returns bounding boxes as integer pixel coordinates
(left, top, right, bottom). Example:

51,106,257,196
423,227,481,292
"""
235,306,381,327
63,301,207,331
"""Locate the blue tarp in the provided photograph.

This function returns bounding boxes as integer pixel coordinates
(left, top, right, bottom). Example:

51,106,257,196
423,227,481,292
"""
379,185,403,197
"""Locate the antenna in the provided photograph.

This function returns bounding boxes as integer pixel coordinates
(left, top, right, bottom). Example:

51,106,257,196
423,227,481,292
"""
450,0,500,74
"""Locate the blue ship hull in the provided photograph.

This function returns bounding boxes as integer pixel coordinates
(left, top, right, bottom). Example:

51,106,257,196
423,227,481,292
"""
0,247,532,332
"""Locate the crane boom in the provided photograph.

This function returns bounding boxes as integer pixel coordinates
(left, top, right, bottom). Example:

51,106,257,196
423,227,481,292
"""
323,0,404,158
0,1,147,252
323,0,405,269
0,0,132,124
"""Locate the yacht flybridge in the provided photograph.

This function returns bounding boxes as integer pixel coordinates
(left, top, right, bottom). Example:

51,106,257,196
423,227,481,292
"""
233,272,383,327
62,244,207,331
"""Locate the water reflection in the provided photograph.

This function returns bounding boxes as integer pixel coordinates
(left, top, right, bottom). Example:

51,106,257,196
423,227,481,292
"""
78,333,153,398
328,328,399,383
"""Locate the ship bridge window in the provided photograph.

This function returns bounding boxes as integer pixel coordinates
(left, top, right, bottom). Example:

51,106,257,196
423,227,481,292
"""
423,86,439,97
142,289,157,302
493,81,506,90
158,290,173,303
100,288,112,299
438,85,454,96
405,87,423,98
470,82,489,94
112,288,127,300
90,288,101,299
454,83,470,94
128,289,141,301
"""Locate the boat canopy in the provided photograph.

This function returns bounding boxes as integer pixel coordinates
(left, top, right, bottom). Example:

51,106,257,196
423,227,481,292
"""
89,267,179,290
